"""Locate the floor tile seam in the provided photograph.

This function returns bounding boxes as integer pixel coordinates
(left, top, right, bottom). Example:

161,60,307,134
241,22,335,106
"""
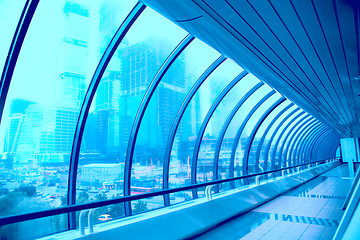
256,212,340,227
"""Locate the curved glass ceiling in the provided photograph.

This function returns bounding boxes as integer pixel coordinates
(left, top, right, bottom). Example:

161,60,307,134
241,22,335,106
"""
0,1,340,239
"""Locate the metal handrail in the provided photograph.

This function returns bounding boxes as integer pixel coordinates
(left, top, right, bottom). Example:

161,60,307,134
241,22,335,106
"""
0,158,339,226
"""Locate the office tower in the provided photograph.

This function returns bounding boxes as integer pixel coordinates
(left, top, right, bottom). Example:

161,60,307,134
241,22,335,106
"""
118,39,187,164
3,99,34,154
55,1,89,110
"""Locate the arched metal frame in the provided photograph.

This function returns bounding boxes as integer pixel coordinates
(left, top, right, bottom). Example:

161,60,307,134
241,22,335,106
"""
263,107,301,171
302,127,329,162
0,0,40,125
306,128,331,162
278,116,313,163
242,97,286,176
302,128,327,162
310,130,334,161
285,119,317,166
312,132,339,160
291,121,321,165
162,55,227,205
270,111,306,169
297,125,327,163
67,2,146,228
187,71,250,201
308,130,329,161
211,82,264,187
229,90,276,186
313,133,340,160
254,102,294,173
276,115,312,168
124,34,195,215
0,0,345,232
303,128,330,162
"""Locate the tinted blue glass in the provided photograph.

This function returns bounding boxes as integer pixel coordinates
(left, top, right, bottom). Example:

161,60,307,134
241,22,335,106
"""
77,7,186,215
241,93,282,175
205,75,259,181
248,101,289,173
257,105,298,170
219,85,271,178
0,0,27,71
0,1,137,237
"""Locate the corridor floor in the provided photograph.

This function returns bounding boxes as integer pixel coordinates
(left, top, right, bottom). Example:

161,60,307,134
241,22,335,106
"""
195,164,352,240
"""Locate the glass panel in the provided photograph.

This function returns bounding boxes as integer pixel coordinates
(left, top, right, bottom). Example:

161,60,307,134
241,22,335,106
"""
218,85,271,180
130,34,205,211
201,74,259,185
0,0,27,71
267,109,302,170
78,7,186,210
248,101,289,173
279,116,311,165
286,120,313,166
240,93,281,176
159,40,223,204
194,60,243,193
0,214,67,240
257,105,298,171
273,114,309,168
0,0,137,219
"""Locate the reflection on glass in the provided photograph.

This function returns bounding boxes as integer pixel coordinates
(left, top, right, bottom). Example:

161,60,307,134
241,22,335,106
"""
0,0,27,71
0,214,67,240
219,85,271,179
78,6,186,213
241,93,281,175
206,75,259,182
163,40,222,203
261,106,300,170
194,60,243,192
248,101,288,174
0,0,137,222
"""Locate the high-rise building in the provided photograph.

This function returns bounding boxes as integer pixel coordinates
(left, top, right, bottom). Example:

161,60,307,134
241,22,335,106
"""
3,99,34,154
117,39,187,164
55,1,89,109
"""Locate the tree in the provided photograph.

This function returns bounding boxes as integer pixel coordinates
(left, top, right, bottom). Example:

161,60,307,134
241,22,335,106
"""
0,187,9,196
15,185,36,197
77,190,89,204
94,193,107,201
60,194,67,206
133,200,148,214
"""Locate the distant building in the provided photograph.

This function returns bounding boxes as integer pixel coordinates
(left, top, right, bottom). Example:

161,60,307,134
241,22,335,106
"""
80,163,124,187
3,99,34,153
117,40,187,165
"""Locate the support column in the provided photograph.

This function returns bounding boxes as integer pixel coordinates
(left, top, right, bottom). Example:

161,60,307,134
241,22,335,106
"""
340,138,360,178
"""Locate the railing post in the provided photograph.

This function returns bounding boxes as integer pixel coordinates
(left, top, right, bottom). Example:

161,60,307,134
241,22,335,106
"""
255,176,261,185
282,170,286,178
88,208,97,234
205,185,216,200
297,167,300,173
79,209,90,236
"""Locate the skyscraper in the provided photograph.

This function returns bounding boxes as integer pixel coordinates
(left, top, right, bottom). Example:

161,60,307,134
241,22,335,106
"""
118,39,187,165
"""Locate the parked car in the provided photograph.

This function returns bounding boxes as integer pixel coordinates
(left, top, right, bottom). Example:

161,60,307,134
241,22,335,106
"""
101,188,109,193
98,214,112,221
88,188,98,193
48,194,59,199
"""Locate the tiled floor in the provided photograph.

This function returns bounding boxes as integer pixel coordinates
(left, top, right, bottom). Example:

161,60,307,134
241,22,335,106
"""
195,164,352,240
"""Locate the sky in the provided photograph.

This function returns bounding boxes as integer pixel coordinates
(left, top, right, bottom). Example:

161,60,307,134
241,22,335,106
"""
0,0,261,154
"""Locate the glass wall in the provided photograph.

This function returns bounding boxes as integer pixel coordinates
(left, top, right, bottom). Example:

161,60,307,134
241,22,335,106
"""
0,0,339,238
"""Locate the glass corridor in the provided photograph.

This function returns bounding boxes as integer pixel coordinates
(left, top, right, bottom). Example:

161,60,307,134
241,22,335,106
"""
0,1,340,239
